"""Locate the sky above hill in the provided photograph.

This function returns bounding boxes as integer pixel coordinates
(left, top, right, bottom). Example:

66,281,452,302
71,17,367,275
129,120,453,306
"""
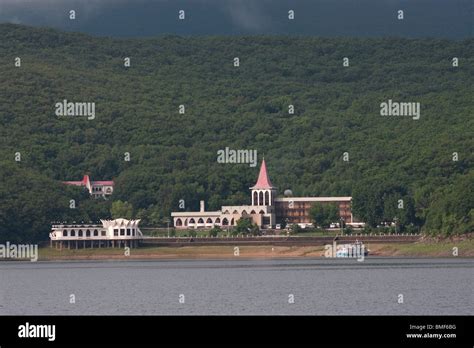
0,0,472,38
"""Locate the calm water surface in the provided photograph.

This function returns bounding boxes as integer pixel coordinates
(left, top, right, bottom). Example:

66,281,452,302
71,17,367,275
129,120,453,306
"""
0,258,472,315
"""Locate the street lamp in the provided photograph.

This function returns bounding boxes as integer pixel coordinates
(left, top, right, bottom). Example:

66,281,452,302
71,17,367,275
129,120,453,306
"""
162,218,170,237
340,217,344,235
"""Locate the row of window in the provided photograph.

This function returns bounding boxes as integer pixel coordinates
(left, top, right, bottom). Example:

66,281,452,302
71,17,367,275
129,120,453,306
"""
176,218,235,226
275,203,351,209
113,228,138,236
221,210,266,215
253,191,272,206
63,229,105,237
91,187,113,193
276,208,350,214
62,228,138,237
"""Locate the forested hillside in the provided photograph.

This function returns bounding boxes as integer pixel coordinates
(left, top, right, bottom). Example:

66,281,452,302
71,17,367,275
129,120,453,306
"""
0,24,472,242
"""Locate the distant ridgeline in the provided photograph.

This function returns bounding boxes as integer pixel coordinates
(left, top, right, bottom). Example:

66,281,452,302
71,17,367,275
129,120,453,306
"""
0,24,472,242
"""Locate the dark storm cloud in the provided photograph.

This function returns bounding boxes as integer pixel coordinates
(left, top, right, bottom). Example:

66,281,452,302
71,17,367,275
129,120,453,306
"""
0,0,471,38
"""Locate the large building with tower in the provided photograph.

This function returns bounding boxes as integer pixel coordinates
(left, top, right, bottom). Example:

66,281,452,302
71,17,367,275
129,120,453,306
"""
171,159,362,229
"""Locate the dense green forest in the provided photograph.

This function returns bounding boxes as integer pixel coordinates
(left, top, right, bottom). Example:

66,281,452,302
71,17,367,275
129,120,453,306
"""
0,24,472,242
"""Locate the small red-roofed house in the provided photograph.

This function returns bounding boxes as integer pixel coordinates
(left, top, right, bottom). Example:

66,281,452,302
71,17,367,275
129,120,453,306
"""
63,175,114,197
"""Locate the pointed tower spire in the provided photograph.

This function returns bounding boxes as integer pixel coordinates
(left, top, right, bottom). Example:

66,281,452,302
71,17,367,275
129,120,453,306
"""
250,158,275,189
82,175,92,194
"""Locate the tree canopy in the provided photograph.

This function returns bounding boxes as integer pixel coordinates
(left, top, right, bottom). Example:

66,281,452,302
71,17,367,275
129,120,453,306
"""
0,24,472,242
309,203,339,228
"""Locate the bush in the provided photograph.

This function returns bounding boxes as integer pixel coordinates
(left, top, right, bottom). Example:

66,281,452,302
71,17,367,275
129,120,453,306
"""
404,224,420,234
289,224,302,234
343,226,353,235
208,226,222,237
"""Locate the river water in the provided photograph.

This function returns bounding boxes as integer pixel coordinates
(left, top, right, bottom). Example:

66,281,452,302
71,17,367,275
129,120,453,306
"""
0,258,472,315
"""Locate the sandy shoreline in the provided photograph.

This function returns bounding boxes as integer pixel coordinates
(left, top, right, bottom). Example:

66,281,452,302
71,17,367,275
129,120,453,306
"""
24,238,473,261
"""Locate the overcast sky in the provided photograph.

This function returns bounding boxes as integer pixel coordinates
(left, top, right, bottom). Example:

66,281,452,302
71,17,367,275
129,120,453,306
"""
0,0,471,38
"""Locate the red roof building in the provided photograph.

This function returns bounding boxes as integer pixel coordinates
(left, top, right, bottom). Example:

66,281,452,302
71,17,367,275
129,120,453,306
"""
63,175,114,197
250,158,275,190
171,158,363,229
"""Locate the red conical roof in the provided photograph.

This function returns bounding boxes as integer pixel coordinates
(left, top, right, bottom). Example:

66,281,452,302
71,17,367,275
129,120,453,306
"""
82,175,91,191
251,158,275,189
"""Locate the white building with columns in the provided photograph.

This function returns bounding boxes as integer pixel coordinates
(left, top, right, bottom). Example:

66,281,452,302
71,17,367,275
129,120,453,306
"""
49,218,143,249
172,159,277,229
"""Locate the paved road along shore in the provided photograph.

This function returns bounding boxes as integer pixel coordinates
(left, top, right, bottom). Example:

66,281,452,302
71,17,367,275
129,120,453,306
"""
141,234,421,247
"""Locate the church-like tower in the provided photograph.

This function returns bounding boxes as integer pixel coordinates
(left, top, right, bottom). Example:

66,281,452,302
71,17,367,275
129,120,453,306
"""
250,158,277,206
